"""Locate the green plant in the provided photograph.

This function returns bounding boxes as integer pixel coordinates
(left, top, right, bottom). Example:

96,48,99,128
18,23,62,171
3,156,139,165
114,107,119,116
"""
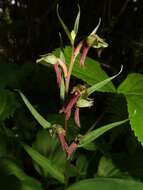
1,4,143,190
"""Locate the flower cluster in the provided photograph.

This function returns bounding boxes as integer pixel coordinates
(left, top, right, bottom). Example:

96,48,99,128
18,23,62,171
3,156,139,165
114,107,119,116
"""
36,6,108,158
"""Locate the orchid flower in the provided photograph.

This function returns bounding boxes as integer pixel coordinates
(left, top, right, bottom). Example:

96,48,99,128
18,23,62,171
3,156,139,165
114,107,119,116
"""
37,54,68,87
74,18,108,66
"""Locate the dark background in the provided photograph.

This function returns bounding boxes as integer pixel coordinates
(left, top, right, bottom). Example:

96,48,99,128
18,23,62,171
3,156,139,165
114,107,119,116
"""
0,0,143,74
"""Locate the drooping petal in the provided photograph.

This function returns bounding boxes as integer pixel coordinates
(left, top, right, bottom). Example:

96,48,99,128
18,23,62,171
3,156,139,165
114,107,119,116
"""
64,93,80,121
74,40,84,59
79,42,90,66
74,107,80,127
58,59,68,79
54,63,62,87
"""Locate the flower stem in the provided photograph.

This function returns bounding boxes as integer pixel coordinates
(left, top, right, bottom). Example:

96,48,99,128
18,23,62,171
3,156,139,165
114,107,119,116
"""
65,47,75,93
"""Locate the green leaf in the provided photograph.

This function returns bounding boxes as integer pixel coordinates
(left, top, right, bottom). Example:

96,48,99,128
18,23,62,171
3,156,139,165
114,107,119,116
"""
32,129,66,177
66,178,143,190
23,144,65,183
118,73,143,143
87,66,123,95
57,5,73,45
0,89,18,120
18,91,51,129
0,158,42,190
97,156,122,177
78,119,128,147
54,47,115,92
81,142,97,151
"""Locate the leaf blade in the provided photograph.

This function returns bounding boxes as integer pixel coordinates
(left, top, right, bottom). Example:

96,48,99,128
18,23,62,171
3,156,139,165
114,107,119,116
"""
78,119,128,147
23,144,65,183
66,178,143,190
87,66,123,95
18,91,51,129
118,73,143,143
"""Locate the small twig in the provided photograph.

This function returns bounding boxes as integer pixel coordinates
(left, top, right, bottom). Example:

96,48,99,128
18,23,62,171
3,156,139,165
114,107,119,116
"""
117,0,130,18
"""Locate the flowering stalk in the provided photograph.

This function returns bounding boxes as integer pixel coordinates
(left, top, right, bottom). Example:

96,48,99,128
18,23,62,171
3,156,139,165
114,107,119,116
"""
65,47,75,93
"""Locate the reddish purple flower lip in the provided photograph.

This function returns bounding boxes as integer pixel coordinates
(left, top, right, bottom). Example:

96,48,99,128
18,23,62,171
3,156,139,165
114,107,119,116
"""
79,42,90,66
54,63,62,87
61,92,80,121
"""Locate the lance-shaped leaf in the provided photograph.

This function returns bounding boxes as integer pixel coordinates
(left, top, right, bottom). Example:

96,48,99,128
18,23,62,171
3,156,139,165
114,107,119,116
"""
18,91,51,129
57,4,73,45
71,4,80,41
23,144,65,183
78,119,128,147
87,66,123,95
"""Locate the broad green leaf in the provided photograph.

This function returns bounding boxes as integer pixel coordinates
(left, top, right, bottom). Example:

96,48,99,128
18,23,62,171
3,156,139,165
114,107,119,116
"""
78,119,128,147
66,178,143,190
118,73,143,143
18,91,51,129
87,66,123,95
0,89,18,120
54,47,115,92
23,144,65,183
57,5,73,45
0,158,42,190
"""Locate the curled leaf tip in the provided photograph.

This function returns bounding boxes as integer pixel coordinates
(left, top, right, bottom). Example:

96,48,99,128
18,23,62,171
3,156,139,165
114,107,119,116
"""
91,17,101,35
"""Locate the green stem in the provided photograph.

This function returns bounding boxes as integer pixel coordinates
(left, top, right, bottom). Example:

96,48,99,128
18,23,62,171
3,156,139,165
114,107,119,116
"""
65,47,75,93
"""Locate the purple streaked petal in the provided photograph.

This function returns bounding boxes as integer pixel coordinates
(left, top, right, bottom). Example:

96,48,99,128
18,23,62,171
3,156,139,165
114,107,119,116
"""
79,43,90,66
57,128,68,151
64,93,80,121
54,63,62,87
